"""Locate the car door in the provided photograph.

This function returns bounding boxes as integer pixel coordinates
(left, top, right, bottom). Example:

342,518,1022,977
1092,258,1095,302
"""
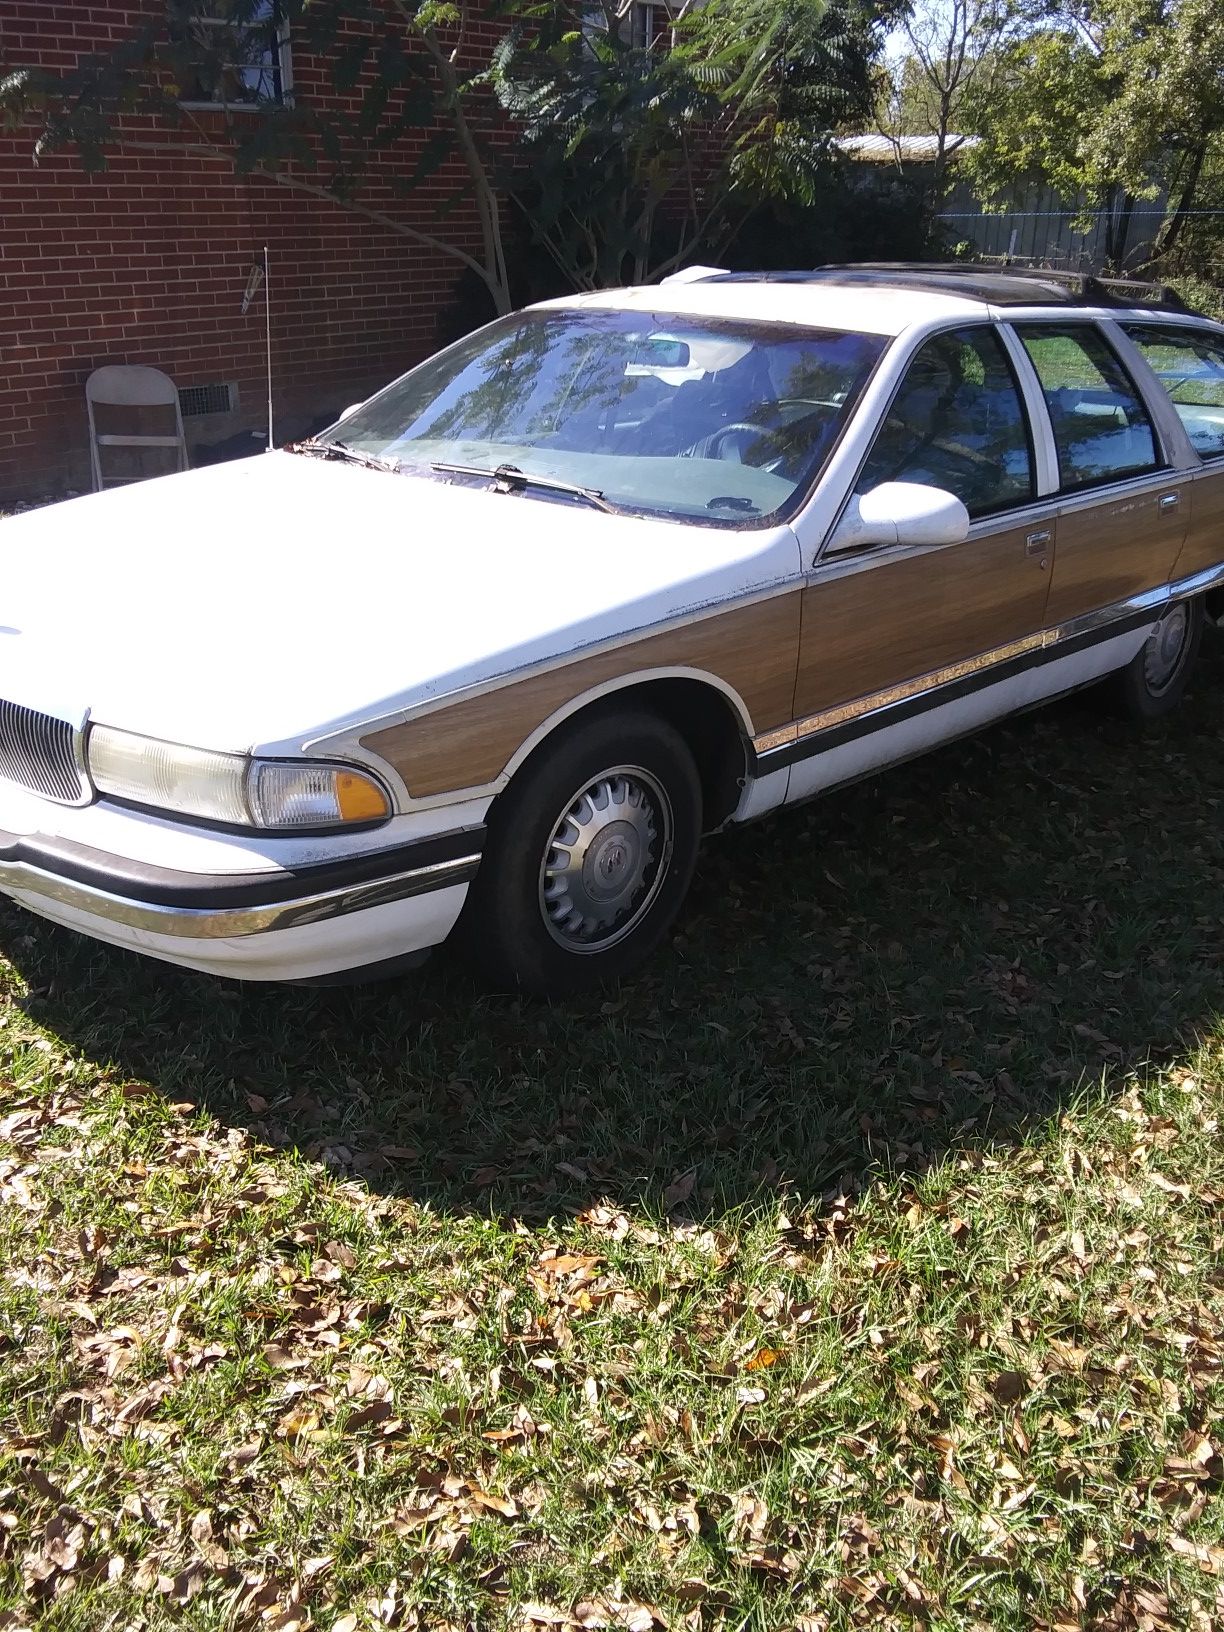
1013,322,1188,626
1122,319,1224,582
781,322,1057,801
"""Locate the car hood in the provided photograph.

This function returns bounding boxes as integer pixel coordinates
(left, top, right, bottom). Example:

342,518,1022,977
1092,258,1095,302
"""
0,452,800,754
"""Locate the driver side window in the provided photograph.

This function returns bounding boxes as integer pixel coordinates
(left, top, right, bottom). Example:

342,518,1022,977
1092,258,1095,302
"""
857,327,1035,518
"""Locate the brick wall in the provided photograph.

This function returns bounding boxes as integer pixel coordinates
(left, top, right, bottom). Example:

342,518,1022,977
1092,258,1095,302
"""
0,2,501,503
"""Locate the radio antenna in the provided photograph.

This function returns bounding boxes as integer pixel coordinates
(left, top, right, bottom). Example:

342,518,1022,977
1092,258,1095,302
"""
264,244,274,451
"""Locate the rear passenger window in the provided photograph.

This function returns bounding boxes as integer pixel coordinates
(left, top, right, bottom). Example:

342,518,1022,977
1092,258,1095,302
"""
857,326,1034,517
1019,325,1159,490
1124,323,1224,461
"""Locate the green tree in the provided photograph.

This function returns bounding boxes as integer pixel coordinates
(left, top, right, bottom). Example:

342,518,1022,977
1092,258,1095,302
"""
874,0,1028,201
961,0,1224,271
494,0,900,291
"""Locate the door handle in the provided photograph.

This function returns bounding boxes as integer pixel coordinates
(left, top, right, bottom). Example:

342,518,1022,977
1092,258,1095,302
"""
1025,529,1051,556
1159,492,1180,512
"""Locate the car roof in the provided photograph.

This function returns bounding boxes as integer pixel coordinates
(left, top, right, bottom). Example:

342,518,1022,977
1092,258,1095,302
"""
532,263,1200,339
535,280,991,338
705,264,1191,310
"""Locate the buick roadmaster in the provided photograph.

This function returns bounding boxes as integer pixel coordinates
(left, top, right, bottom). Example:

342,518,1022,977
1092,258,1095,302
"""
2,264,1223,994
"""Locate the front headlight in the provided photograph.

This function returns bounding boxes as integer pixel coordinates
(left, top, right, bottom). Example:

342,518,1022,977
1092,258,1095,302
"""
87,725,392,830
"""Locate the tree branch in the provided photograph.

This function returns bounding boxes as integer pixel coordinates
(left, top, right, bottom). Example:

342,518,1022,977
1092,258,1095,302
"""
110,134,496,285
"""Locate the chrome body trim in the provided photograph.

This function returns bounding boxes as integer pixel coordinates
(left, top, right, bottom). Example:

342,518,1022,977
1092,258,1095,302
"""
73,709,94,805
0,852,480,939
753,559,1224,764
754,630,1050,755
0,699,93,808
1048,463,1185,518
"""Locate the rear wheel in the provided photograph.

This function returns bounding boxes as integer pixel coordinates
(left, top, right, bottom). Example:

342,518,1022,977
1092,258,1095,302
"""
1109,597,1202,719
459,709,702,995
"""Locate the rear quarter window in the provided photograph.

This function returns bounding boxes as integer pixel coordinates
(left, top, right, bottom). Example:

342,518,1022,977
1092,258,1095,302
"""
1124,322,1224,461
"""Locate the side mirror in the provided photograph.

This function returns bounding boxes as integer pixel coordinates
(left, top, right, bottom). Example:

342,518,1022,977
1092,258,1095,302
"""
339,402,364,421
828,481,971,554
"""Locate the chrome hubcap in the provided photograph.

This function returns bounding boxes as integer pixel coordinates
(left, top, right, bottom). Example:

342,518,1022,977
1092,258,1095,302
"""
539,767,672,953
1143,603,1190,695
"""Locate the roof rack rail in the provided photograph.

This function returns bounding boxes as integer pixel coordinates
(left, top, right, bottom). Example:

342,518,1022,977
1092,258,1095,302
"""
812,262,1191,312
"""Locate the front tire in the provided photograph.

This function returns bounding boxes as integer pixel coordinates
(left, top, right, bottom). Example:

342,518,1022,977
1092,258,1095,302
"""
1109,596,1202,720
459,709,702,995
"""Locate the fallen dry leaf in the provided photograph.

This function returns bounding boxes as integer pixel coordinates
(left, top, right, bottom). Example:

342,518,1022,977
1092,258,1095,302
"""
663,1170,696,1210
1169,1534,1224,1574
991,1369,1029,1404
276,1406,321,1438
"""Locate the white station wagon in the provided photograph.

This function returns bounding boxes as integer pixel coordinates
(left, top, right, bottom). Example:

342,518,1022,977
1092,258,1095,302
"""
2,264,1223,994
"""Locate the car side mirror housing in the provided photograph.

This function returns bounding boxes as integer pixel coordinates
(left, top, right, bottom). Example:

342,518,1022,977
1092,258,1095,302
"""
828,481,971,554
339,402,364,421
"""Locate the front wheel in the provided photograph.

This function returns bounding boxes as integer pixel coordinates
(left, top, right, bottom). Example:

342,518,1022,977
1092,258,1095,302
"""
458,709,702,995
1109,596,1203,720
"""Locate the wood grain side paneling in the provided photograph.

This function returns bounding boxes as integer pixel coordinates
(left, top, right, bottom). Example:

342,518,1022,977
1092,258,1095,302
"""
364,593,802,798
793,523,1052,719
1044,485,1186,626
1172,467,1224,581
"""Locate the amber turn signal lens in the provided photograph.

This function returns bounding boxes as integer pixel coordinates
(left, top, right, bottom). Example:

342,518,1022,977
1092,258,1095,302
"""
336,770,392,823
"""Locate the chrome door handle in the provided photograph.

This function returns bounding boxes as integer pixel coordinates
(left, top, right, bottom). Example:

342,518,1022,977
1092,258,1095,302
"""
1025,529,1051,556
1159,492,1180,512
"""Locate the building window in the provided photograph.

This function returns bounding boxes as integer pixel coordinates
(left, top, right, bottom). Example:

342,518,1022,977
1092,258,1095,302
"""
634,2,674,48
174,2,292,109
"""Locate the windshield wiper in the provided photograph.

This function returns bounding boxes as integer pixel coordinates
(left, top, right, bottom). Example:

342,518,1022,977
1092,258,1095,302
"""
289,439,402,475
431,461,615,513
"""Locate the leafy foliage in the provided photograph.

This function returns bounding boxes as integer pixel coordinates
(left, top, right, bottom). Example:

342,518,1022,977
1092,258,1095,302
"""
871,0,1031,201
491,0,901,289
962,0,1224,271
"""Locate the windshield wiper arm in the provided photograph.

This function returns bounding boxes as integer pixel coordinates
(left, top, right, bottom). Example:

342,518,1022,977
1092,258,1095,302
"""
431,461,614,513
289,438,402,474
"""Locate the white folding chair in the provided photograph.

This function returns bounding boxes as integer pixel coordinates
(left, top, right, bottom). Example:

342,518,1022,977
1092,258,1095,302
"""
86,365,189,491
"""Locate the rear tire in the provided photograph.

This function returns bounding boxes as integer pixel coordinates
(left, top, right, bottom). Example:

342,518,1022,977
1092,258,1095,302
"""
1109,596,1202,720
458,709,702,996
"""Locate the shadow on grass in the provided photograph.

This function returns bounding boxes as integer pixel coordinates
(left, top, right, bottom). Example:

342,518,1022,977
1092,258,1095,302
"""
6,647,1224,1221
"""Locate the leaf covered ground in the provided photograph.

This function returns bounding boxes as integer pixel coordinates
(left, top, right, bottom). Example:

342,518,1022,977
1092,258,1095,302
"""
4,653,1224,1632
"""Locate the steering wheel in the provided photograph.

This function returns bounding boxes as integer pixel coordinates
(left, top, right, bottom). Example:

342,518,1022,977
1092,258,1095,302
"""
702,421,791,465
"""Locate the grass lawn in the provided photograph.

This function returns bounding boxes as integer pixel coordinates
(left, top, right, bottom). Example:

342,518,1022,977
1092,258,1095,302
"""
3,648,1224,1632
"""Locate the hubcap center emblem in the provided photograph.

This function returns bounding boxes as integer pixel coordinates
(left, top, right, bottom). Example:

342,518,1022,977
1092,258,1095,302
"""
601,843,626,879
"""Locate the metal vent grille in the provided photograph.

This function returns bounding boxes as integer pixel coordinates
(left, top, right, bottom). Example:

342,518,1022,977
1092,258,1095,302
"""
179,382,238,418
0,699,85,804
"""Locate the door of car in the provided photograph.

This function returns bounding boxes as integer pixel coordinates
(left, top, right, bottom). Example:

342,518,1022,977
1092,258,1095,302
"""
1013,322,1188,625
784,322,1056,798
1121,319,1224,582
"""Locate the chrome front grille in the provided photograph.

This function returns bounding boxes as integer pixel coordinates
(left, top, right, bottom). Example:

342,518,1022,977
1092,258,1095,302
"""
0,698,86,804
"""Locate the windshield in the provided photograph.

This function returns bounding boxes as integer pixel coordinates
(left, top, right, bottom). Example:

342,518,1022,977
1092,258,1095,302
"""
323,310,886,525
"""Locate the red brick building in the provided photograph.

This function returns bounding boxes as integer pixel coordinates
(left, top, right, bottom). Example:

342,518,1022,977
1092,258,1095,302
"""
1,2,496,504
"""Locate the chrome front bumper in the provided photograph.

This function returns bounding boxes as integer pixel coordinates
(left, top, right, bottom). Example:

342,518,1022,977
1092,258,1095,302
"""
0,828,483,941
